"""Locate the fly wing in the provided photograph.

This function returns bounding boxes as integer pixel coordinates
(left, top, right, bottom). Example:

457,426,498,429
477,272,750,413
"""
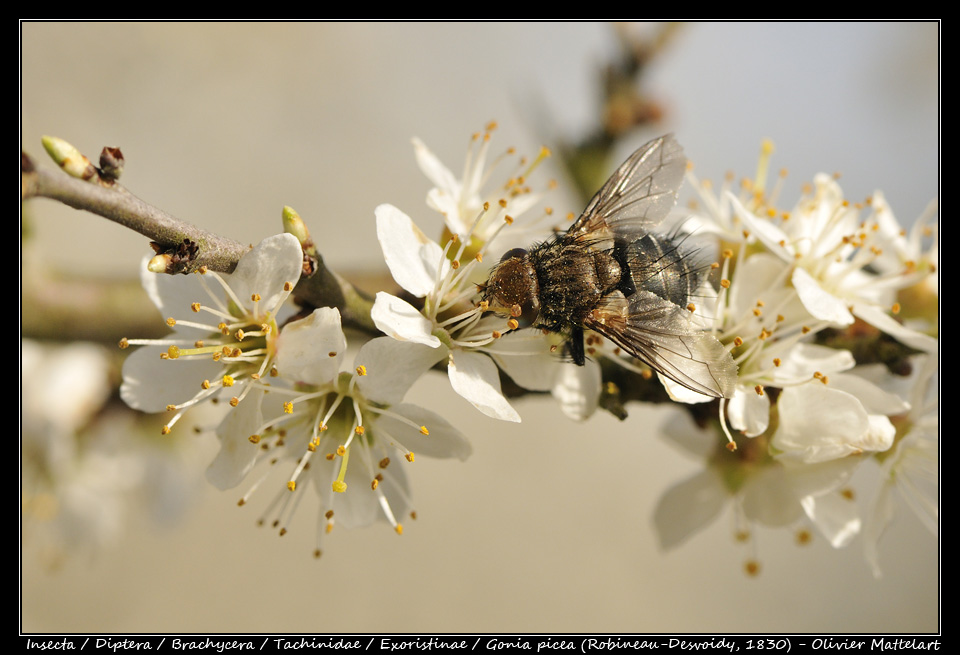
584,290,738,399
568,134,686,243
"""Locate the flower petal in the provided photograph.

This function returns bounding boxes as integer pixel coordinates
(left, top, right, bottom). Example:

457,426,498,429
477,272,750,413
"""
205,388,265,490
228,233,303,311
120,346,221,412
275,307,346,385
653,469,726,549
375,204,447,297
373,403,472,461
371,292,442,347
800,492,861,548
354,337,446,406
448,350,520,422
552,359,601,421
792,267,854,325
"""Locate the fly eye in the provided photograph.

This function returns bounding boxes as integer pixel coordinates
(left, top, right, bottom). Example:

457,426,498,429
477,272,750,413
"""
499,247,528,263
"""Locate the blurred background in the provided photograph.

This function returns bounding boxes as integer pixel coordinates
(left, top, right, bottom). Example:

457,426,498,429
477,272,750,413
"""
21,22,938,633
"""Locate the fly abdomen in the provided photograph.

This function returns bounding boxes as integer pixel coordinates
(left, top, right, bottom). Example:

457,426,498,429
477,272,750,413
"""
625,233,702,309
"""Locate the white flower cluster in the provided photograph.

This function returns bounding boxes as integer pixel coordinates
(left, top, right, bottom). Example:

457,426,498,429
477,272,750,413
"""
118,129,937,573
120,234,471,556
655,152,938,575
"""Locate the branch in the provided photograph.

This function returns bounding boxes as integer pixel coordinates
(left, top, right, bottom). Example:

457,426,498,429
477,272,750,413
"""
22,151,247,274
21,145,379,335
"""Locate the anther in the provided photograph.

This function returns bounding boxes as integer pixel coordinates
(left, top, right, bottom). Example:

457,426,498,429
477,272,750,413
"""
356,365,367,376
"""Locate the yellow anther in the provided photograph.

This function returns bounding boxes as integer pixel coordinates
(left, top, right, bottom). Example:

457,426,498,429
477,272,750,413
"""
722,249,734,259
284,402,293,414
287,481,296,492
118,337,129,349
356,365,367,376
475,252,483,262
166,345,181,359
395,524,403,535
235,329,245,341
166,404,176,411
201,379,211,389
772,358,781,367
355,425,365,436
720,279,730,288
498,199,508,208
686,303,696,312
754,385,764,396
379,457,390,469
405,452,415,463
248,434,261,444
726,441,737,452
191,302,201,312
332,481,347,493
166,317,176,327
420,425,429,435
451,260,460,269
229,397,239,407
507,319,519,330
891,302,901,314
733,337,744,347
222,375,235,387
745,560,760,577
251,293,261,302
283,281,293,291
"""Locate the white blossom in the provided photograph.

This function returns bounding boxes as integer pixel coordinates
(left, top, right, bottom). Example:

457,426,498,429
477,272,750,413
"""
120,233,302,434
